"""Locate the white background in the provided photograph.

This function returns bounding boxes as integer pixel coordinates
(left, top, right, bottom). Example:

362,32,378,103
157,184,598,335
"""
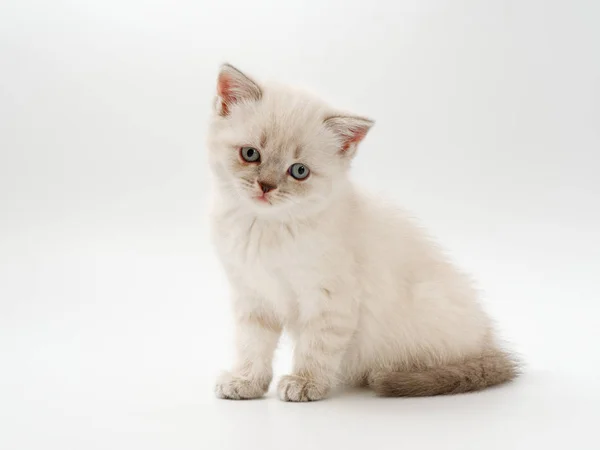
1,0,599,449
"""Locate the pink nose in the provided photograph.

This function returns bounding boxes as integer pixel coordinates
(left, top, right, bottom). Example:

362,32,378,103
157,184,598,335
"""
258,181,276,193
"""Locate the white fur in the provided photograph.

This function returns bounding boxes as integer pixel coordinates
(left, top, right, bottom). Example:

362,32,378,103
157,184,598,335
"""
208,66,497,402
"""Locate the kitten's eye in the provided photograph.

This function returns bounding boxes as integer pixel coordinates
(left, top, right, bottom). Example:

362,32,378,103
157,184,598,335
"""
240,147,260,163
289,163,310,180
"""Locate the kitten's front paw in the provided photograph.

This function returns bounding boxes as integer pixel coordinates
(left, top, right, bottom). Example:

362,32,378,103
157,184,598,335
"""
277,375,329,402
214,372,269,400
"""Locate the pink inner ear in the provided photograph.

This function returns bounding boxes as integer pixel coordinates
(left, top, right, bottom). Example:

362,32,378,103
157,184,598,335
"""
217,75,234,115
217,75,232,99
341,127,369,151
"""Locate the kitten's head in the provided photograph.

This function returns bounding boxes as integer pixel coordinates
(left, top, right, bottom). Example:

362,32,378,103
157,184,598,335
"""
207,64,373,218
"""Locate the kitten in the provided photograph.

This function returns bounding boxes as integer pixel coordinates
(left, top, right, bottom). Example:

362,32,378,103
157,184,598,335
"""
207,64,518,402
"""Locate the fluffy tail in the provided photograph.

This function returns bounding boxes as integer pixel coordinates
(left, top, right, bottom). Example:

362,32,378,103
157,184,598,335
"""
370,349,519,397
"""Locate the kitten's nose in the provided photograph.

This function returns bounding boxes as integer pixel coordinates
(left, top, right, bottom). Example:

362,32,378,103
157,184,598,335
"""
258,181,276,193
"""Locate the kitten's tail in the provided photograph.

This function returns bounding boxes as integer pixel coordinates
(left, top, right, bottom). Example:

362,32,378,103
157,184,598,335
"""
370,348,519,397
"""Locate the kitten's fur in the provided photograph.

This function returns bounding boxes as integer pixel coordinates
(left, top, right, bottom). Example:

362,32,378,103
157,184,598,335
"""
207,64,518,402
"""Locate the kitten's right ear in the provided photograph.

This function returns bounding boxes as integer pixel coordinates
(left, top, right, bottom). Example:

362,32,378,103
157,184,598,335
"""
215,64,262,116
324,115,374,158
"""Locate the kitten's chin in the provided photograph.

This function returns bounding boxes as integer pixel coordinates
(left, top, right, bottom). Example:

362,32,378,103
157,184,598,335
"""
249,197,288,215
239,192,305,219
248,197,276,211
236,190,281,214
231,185,331,219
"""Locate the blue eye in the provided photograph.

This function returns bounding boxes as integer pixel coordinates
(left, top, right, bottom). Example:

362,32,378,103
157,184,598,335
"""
289,163,310,180
241,147,260,162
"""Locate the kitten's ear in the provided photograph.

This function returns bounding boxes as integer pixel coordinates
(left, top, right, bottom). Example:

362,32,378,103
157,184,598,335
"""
324,115,374,157
215,63,262,116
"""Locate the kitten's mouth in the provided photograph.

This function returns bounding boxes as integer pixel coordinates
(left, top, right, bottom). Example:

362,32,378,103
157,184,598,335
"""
255,193,271,204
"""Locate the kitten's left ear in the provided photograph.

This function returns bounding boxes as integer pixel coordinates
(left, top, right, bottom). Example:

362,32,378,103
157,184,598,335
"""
216,63,262,116
324,115,374,158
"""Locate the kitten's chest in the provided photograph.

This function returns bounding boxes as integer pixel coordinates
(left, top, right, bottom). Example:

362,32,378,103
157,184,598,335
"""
212,212,322,301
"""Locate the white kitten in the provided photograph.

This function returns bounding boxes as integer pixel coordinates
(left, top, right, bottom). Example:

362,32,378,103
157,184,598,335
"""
207,64,517,402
